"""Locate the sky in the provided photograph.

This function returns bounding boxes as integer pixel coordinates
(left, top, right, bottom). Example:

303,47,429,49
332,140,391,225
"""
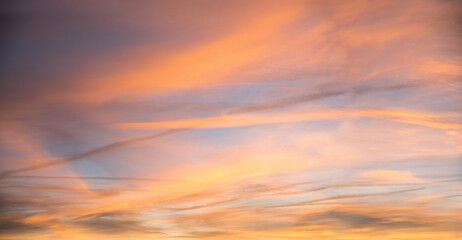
0,0,461,239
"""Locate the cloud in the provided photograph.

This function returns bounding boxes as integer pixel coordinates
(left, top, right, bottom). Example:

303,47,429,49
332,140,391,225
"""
8,175,183,182
0,0,461,239
0,127,195,178
1,82,449,178
325,211,384,228
0,195,51,236
295,209,431,232
357,170,423,183
0,220,47,235
266,187,425,208
114,107,462,130
72,211,162,235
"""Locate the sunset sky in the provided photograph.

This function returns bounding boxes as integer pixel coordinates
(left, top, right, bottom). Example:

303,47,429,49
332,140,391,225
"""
0,0,461,239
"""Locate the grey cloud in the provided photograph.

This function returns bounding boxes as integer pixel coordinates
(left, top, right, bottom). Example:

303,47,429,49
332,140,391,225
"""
295,210,427,230
0,195,49,235
72,211,163,235
266,187,424,208
183,230,230,238
0,220,47,235
326,211,387,228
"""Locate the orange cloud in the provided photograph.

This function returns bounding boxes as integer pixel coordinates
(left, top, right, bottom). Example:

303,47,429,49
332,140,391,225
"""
114,108,462,130
72,3,304,103
1,0,461,239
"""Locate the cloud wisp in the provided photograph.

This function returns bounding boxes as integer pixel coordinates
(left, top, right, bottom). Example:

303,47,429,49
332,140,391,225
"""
0,81,433,178
0,0,461,239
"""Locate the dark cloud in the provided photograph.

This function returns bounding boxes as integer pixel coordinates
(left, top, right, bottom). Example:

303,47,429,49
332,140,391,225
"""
324,210,441,231
326,211,387,228
294,209,445,232
0,195,49,235
72,211,163,235
0,220,47,235
0,194,42,215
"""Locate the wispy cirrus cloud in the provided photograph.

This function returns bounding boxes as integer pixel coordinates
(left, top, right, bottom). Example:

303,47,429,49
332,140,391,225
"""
1,0,461,239
357,170,423,183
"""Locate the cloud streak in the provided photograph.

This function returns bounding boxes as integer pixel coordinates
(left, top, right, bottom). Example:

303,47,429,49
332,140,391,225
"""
0,0,461,239
0,82,433,178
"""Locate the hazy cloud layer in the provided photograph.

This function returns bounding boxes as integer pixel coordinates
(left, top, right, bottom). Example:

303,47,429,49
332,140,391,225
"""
0,0,461,239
